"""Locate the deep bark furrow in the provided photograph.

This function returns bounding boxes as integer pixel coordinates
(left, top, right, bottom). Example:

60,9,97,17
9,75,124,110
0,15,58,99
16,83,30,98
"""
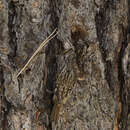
118,26,129,130
0,66,5,129
95,6,114,93
8,1,17,66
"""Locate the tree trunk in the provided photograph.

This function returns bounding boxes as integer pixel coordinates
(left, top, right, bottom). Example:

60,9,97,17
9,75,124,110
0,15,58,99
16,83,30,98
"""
0,0,129,130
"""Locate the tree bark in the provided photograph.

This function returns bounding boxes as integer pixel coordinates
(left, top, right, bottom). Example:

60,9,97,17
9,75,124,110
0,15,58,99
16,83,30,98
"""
0,0,129,130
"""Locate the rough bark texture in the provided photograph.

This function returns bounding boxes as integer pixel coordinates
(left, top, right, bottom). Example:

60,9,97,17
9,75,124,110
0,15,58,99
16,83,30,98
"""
0,0,129,130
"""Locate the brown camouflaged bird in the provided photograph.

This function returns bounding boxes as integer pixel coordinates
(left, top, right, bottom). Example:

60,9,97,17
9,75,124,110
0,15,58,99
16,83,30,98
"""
51,47,77,123
51,39,88,123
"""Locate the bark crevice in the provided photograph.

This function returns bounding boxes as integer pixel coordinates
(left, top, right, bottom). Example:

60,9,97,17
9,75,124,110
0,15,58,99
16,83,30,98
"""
8,1,17,68
45,0,63,129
